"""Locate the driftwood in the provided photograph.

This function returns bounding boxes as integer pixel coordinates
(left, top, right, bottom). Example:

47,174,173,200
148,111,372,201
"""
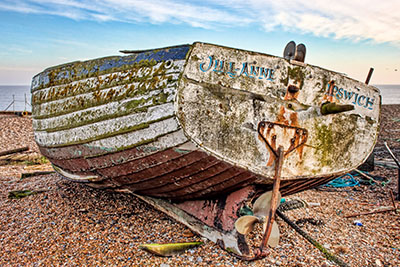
0,152,47,166
344,190,399,218
344,207,398,218
354,169,381,184
0,146,29,157
139,242,203,257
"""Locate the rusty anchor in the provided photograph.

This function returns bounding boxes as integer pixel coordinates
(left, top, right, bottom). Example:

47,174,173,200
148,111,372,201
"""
233,122,309,260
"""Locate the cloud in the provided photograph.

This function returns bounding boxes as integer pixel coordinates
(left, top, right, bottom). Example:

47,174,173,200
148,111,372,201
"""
1,0,399,46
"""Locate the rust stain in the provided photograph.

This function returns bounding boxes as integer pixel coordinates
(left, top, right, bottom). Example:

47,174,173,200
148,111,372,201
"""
258,121,308,164
323,80,335,102
277,106,289,125
284,84,300,101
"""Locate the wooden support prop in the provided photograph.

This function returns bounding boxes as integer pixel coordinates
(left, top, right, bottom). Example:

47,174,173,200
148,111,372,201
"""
0,146,29,157
384,142,400,168
384,142,400,200
389,190,398,214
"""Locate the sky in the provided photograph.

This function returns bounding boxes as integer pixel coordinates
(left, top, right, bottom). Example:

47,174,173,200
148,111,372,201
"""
0,0,399,85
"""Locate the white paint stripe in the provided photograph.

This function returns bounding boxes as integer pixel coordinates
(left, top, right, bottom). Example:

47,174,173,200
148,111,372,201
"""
86,117,181,150
33,74,180,118
41,129,189,160
34,103,176,147
33,83,177,131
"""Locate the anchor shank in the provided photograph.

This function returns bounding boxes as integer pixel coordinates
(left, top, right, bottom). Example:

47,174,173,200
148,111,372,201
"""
259,145,284,252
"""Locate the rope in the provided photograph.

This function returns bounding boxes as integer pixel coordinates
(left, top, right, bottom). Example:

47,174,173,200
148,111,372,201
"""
278,199,306,212
324,173,359,188
276,210,349,267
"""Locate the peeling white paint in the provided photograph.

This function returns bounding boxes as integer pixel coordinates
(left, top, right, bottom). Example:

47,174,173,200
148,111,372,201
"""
34,102,175,147
177,43,380,180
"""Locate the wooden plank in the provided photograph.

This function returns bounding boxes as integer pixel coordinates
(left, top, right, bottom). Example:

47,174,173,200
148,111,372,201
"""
31,61,183,104
38,129,188,160
111,151,209,185
35,116,180,148
32,80,179,131
34,103,174,147
0,147,29,157
31,45,190,91
32,76,178,119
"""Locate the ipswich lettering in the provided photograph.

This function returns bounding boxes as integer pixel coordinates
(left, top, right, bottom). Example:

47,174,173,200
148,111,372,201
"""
325,83,374,110
199,56,275,81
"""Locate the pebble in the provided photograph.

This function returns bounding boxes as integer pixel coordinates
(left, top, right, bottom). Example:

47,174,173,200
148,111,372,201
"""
0,108,399,266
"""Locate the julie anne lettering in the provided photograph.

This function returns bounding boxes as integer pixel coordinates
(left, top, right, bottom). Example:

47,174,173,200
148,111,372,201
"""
198,56,375,111
199,56,275,81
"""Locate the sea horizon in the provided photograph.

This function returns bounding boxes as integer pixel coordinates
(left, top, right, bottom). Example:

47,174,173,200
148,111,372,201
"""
0,83,399,112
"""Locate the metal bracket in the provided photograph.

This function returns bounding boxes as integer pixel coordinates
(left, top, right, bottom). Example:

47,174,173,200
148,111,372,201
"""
257,121,308,158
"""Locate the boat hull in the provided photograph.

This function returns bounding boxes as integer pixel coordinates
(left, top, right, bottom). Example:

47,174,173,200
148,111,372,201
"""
31,42,381,200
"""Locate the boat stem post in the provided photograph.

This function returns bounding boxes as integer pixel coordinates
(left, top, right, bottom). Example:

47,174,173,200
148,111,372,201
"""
257,145,284,256
365,67,374,85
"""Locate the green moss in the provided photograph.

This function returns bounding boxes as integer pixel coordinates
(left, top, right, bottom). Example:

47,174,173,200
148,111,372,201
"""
191,55,200,61
34,75,175,120
314,123,334,166
321,76,329,92
288,66,306,89
34,57,159,92
51,115,174,148
23,156,49,165
112,128,178,153
280,76,289,86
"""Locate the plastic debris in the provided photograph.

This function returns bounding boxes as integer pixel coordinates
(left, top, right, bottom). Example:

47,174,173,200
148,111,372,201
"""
139,242,203,257
8,190,37,199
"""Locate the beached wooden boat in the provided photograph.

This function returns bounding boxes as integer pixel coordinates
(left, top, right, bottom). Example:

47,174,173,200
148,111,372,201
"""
31,42,381,257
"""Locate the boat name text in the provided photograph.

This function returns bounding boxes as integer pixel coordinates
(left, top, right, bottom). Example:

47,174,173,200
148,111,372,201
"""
325,82,375,110
199,56,275,81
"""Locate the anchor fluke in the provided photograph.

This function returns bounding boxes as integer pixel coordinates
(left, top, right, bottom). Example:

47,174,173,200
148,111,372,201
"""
253,191,281,217
234,191,282,247
263,221,280,248
235,215,261,235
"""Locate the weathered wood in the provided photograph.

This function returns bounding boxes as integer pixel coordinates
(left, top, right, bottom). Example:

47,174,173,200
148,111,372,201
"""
344,207,398,218
29,42,383,259
384,142,400,200
177,42,380,181
365,67,374,85
31,42,380,200
354,169,381,184
139,242,203,257
0,146,29,157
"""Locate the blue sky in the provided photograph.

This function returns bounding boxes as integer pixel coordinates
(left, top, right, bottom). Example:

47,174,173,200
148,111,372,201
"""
0,0,399,85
